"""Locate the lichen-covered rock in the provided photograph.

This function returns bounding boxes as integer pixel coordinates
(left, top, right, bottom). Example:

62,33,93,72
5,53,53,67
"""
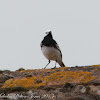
44,71,94,86
35,79,42,84
0,65,99,100
1,77,45,89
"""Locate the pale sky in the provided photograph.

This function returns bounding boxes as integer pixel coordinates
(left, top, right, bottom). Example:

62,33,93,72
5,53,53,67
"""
0,0,100,71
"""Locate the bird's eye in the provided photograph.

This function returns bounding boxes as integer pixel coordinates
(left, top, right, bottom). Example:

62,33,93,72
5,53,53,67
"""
46,32,49,34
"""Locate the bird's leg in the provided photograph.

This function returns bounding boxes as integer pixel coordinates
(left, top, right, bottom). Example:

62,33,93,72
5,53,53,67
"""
54,62,57,68
44,60,50,69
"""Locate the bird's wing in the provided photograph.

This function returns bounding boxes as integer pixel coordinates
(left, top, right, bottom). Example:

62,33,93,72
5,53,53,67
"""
51,39,62,58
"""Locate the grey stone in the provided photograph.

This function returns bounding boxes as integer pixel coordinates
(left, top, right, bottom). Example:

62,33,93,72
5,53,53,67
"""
73,85,87,94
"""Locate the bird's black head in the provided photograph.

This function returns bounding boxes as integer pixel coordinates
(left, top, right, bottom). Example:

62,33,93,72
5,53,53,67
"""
45,31,53,39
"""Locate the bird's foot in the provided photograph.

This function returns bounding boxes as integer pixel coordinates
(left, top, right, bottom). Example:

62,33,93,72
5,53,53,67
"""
51,66,56,69
43,66,47,69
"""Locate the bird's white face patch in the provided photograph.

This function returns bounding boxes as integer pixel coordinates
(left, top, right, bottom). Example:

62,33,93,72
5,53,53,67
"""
45,30,51,35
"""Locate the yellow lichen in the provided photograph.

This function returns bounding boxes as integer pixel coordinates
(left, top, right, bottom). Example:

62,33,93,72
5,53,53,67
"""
92,65,100,67
2,70,95,89
2,76,45,89
44,71,94,84
93,69,98,72
18,69,35,73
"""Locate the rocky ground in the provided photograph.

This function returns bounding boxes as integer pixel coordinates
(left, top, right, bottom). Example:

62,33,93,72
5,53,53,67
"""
0,65,100,100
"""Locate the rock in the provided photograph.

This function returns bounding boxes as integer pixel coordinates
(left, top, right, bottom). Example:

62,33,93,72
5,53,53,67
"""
35,79,42,83
62,82,75,89
0,70,4,74
16,68,25,71
67,94,96,100
53,92,66,100
47,71,51,73
37,85,45,89
73,85,87,94
67,97,85,100
25,74,32,77
89,85,100,96
53,89,60,95
0,74,14,83
3,70,11,74
10,87,28,92
0,87,28,94
43,86,55,91
59,88,67,93
59,83,75,93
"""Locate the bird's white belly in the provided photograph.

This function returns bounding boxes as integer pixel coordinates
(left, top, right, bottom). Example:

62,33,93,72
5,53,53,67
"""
42,46,61,61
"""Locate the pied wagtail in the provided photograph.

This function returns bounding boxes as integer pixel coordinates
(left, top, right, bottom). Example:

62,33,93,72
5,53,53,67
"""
40,31,65,69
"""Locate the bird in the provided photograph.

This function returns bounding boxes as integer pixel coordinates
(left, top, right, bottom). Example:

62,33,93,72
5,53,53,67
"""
40,31,65,69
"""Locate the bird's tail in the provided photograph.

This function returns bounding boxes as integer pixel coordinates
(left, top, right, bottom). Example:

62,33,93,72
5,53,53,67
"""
58,61,65,67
